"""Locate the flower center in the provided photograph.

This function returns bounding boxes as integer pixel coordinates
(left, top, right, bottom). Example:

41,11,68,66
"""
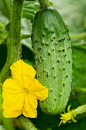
24,88,28,93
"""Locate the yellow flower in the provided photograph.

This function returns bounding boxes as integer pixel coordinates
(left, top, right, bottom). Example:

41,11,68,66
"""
59,112,72,126
2,60,48,118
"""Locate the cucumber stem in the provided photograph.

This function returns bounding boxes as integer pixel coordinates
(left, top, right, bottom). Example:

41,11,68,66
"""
38,0,49,8
21,34,31,39
18,116,39,130
0,0,24,84
70,33,86,39
74,87,86,94
74,104,86,115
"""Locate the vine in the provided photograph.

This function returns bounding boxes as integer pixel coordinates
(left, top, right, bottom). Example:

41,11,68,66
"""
0,0,24,84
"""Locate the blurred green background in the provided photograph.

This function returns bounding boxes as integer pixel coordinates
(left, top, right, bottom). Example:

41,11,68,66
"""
0,0,86,130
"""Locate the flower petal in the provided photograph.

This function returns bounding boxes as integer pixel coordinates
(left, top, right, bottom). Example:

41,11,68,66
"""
10,60,36,87
2,92,24,118
2,79,22,95
22,94,37,118
28,79,48,101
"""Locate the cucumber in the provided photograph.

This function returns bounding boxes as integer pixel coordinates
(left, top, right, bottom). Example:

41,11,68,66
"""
32,7,72,115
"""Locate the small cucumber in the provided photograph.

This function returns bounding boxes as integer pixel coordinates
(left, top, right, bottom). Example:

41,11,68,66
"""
32,7,72,115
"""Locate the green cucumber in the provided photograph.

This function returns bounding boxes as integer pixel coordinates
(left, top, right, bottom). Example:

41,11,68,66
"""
32,7,72,115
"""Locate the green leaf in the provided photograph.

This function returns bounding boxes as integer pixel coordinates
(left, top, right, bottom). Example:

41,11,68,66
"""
22,1,39,22
21,19,33,51
21,38,33,52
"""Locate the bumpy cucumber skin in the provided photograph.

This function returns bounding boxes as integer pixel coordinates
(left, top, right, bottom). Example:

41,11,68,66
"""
32,7,72,115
